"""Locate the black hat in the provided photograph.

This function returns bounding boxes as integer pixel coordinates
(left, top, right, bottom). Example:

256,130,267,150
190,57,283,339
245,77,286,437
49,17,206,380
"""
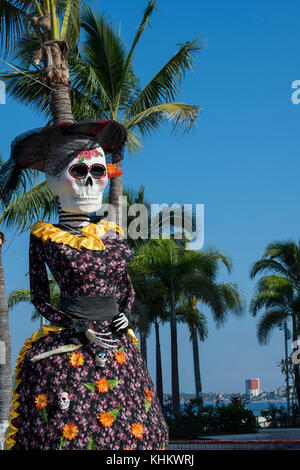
0,119,127,206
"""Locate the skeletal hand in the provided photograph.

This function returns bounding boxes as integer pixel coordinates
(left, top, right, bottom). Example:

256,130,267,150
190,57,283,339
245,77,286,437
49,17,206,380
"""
85,328,118,349
112,312,129,332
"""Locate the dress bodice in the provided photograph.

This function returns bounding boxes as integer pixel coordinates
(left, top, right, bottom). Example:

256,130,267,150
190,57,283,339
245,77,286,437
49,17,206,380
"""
29,222,135,327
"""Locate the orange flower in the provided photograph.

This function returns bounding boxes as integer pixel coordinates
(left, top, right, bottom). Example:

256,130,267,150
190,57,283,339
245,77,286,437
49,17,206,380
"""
96,378,110,394
144,387,152,402
34,394,48,410
107,163,122,178
131,422,145,439
115,350,126,365
124,446,134,450
98,412,114,428
69,351,84,367
62,423,79,441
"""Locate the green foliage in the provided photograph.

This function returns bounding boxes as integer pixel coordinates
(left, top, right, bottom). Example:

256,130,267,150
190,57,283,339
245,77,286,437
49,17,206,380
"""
0,2,202,153
250,240,300,345
260,403,300,428
0,181,57,232
163,396,258,439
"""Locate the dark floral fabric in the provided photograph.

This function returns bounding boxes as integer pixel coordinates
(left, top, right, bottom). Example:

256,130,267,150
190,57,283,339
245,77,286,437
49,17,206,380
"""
10,228,168,450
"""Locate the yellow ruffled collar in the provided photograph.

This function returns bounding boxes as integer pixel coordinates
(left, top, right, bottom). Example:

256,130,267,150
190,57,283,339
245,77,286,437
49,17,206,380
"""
30,220,124,251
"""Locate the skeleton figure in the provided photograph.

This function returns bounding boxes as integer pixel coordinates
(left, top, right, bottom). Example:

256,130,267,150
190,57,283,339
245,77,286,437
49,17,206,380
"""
58,391,70,410
45,146,129,348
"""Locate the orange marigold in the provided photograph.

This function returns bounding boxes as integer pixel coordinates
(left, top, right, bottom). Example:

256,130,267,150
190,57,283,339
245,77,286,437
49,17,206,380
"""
131,422,145,439
34,394,48,410
124,446,134,450
107,163,122,178
98,412,114,428
62,423,79,441
115,351,126,365
144,387,152,402
69,351,84,367
96,377,110,393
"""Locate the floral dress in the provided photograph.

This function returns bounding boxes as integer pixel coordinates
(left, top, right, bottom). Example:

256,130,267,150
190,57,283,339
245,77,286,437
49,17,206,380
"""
4,221,169,450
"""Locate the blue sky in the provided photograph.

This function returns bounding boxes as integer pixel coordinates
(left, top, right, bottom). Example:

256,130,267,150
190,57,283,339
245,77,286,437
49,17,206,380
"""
1,0,300,394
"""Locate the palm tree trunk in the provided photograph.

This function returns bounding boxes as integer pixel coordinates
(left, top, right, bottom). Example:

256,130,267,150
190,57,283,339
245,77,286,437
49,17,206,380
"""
108,161,123,228
292,314,300,411
191,326,202,404
0,234,11,448
49,86,74,124
140,332,147,366
154,319,163,406
170,288,180,421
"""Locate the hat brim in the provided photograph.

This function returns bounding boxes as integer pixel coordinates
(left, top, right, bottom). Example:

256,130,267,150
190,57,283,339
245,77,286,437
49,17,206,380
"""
11,119,127,172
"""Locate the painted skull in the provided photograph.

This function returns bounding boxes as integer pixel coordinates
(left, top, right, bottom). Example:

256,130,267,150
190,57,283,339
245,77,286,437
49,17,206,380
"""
95,352,107,368
46,146,108,214
58,391,70,410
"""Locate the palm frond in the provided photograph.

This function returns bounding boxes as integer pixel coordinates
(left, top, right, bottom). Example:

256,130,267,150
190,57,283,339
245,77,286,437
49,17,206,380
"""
0,69,50,117
0,180,56,232
123,102,200,135
256,308,289,345
7,288,31,309
80,7,134,112
119,0,157,98
249,275,294,316
250,258,292,280
218,282,244,315
126,128,143,154
0,1,31,57
13,29,43,68
125,38,204,119
176,296,208,341
263,240,300,282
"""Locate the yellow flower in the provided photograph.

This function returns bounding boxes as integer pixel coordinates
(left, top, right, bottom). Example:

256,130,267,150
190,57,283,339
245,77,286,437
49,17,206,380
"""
69,351,84,367
62,423,79,441
131,422,145,439
96,378,110,393
34,394,48,410
98,412,114,428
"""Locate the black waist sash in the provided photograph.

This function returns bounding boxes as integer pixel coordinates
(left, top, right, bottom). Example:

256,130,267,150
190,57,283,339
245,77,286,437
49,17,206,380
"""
60,295,119,321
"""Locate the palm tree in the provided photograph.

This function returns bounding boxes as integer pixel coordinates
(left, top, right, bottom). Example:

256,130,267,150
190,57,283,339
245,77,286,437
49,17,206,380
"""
130,297,151,365
250,239,300,409
177,276,243,403
0,165,56,446
129,271,168,404
176,295,208,401
1,1,203,226
131,239,242,421
0,0,84,123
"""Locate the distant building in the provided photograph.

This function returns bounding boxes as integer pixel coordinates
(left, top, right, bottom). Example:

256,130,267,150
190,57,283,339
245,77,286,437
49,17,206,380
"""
245,378,260,397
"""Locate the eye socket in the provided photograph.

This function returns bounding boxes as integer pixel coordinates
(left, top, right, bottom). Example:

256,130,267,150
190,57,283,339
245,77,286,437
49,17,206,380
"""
69,164,87,179
90,164,106,178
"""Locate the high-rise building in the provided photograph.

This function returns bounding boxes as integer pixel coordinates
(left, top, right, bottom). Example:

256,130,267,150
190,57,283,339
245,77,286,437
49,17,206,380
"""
245,378,260,397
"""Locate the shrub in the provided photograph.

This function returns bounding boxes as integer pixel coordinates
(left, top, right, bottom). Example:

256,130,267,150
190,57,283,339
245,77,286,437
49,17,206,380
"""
163,395,258,439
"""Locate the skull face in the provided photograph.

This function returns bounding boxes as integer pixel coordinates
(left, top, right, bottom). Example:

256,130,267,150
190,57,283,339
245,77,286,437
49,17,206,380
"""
95,352,107,368
58,391,70,410
46,146,108,214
